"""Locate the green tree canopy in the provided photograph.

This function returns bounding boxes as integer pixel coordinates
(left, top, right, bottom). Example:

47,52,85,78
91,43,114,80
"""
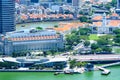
97,38,109,45
77,28,91,35
54,25,58,28
114,34,120,44
111,0,117,7
84,41,90,47
36,27,43,30
113,29,120,34
79,16,88,22
91,43,99,50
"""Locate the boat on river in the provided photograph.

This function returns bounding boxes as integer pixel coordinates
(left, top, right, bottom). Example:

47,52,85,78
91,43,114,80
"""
64,68,84,74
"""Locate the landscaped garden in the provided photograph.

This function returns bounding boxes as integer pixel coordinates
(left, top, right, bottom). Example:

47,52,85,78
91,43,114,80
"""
89,34,99,40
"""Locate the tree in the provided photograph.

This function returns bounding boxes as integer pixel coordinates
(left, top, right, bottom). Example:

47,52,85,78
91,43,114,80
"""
54,25,58,28
79,16,88,22
80,35,89,40
102,46,112,53
65,28,91,51
77,28,91,35
46,51,52,55
65,33,80,50
97,35,113,46
113,29,120,34
96,48,102,53
111,0,117,7
69,59,77,68
76,62,87,67
71,30,77,34
104,3,111,10
91,43,99,54
91,43,99,50
66,34,75,45
64,10,72,14
50,50,56,56
84,41,90,47
114,34,120,44
113,29,120,45
99,35,113,40
36,27,43,30
12,52,17,57
79,11,84,15
65,45,72,51
97,38,109,45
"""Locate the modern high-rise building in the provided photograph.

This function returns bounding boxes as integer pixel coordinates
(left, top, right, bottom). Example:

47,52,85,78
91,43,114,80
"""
31,0,39,3
0,0,15,34
72,0,82,8
117,0,120,9
72,0,79,7
67,0,72,3
19,0,31,5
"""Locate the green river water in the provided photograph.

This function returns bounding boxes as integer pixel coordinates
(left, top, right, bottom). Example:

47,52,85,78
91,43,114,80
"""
0,66,120,80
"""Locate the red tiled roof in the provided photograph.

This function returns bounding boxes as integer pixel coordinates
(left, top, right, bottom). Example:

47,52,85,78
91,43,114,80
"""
111,13,119,17
92,16,102,21
20,14,73,20
108,20,120,27
93,22,102,26
54,22,85,32
10,35,59,41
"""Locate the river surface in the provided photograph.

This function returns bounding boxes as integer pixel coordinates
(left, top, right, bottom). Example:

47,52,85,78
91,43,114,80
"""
0,66,120,80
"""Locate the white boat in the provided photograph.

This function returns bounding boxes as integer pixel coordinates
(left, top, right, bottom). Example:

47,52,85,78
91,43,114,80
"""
64,68,84,74
64,69,74,74
73,67,85,74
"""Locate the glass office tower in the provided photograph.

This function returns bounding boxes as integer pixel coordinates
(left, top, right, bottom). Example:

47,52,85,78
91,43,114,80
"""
117,0,120,9
0,0,15,34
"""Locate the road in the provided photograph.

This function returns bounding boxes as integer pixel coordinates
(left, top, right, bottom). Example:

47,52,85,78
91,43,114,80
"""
71,54,120,61
55,54,120,62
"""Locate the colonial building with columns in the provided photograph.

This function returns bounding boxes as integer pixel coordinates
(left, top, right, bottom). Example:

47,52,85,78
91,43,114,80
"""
90,13,120,34
0,29,64,55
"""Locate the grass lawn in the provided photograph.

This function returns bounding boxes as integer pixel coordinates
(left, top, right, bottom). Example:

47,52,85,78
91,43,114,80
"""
113,47,120,54
89,34,99,40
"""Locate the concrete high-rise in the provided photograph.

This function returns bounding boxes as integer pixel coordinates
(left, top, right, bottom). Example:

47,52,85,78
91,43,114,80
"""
0,0,15,34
